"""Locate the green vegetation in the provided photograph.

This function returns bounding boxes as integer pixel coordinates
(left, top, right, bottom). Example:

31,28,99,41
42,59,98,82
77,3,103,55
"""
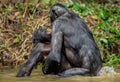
103,54,120,66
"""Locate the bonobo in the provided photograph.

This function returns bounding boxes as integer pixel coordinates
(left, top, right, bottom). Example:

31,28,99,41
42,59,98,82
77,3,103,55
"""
16,3,102,77
32,28,51,46
16,28,51,77
43,3,102,76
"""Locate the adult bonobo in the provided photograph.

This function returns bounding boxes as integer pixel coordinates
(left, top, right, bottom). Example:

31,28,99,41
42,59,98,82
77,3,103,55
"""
42,3,102,76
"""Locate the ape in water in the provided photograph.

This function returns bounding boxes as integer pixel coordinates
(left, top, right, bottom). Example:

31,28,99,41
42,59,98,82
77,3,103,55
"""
16,28,51,77
16,3,102,77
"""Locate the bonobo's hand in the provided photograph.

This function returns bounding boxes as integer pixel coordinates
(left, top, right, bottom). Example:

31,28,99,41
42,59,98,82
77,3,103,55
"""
16,69,25,77
16,67,30,77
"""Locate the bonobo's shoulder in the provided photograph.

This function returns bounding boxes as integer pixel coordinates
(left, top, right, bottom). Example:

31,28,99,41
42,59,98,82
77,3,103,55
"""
68,12,80,18
58,12,80,21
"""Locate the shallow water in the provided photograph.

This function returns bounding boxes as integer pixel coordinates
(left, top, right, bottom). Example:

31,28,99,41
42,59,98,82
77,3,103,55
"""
0,68,120,82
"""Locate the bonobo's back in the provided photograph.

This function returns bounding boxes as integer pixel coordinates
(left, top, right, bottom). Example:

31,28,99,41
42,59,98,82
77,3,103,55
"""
55,5,102,76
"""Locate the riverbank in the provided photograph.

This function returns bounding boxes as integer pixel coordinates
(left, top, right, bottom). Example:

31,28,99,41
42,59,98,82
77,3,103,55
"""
0,0,120,68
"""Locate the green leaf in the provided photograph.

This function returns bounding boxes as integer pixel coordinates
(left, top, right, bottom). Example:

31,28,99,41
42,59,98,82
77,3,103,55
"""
98,7,109,20
73,3,80,11
14,37,20,43
0,44,5,49
98,21,106,31
42,0,56,6
64,3,73,8
14,3,24,11
29,6,35,14
100,38,108,44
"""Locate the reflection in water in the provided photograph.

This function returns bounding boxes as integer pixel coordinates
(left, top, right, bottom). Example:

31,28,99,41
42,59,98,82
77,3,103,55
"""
0,68,120,82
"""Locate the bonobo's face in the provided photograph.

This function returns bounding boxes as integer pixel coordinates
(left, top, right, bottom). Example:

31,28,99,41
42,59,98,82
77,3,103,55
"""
49,3,68,23
32,28,51,46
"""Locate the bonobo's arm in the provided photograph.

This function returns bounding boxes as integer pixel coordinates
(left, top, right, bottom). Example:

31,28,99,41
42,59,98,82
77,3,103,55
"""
16,43,50,77
42,23,63,74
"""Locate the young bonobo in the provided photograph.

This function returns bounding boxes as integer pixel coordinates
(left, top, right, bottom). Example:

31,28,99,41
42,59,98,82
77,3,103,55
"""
16,28,51,77
16,3,102,77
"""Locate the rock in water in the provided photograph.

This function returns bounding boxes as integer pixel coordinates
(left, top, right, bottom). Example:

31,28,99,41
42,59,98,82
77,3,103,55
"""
98,66,116,76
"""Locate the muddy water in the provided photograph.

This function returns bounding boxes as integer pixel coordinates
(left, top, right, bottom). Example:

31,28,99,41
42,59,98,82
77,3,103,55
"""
0,68,120,82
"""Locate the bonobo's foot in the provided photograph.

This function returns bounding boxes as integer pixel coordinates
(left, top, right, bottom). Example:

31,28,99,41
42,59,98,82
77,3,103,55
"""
57,72,72,77
57,68,90,77
42,59,59,74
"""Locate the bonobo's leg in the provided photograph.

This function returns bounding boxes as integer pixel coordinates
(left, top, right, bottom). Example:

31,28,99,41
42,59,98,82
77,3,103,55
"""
58,56,90,77
58,56,91,77
42,32,63,74
58,48,101,77
16,43,50,77
58,68,90,77
58,48,91,77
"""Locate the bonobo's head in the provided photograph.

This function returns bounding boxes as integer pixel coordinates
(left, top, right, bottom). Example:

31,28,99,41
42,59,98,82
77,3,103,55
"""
49,3,68,23
32,28,51,46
